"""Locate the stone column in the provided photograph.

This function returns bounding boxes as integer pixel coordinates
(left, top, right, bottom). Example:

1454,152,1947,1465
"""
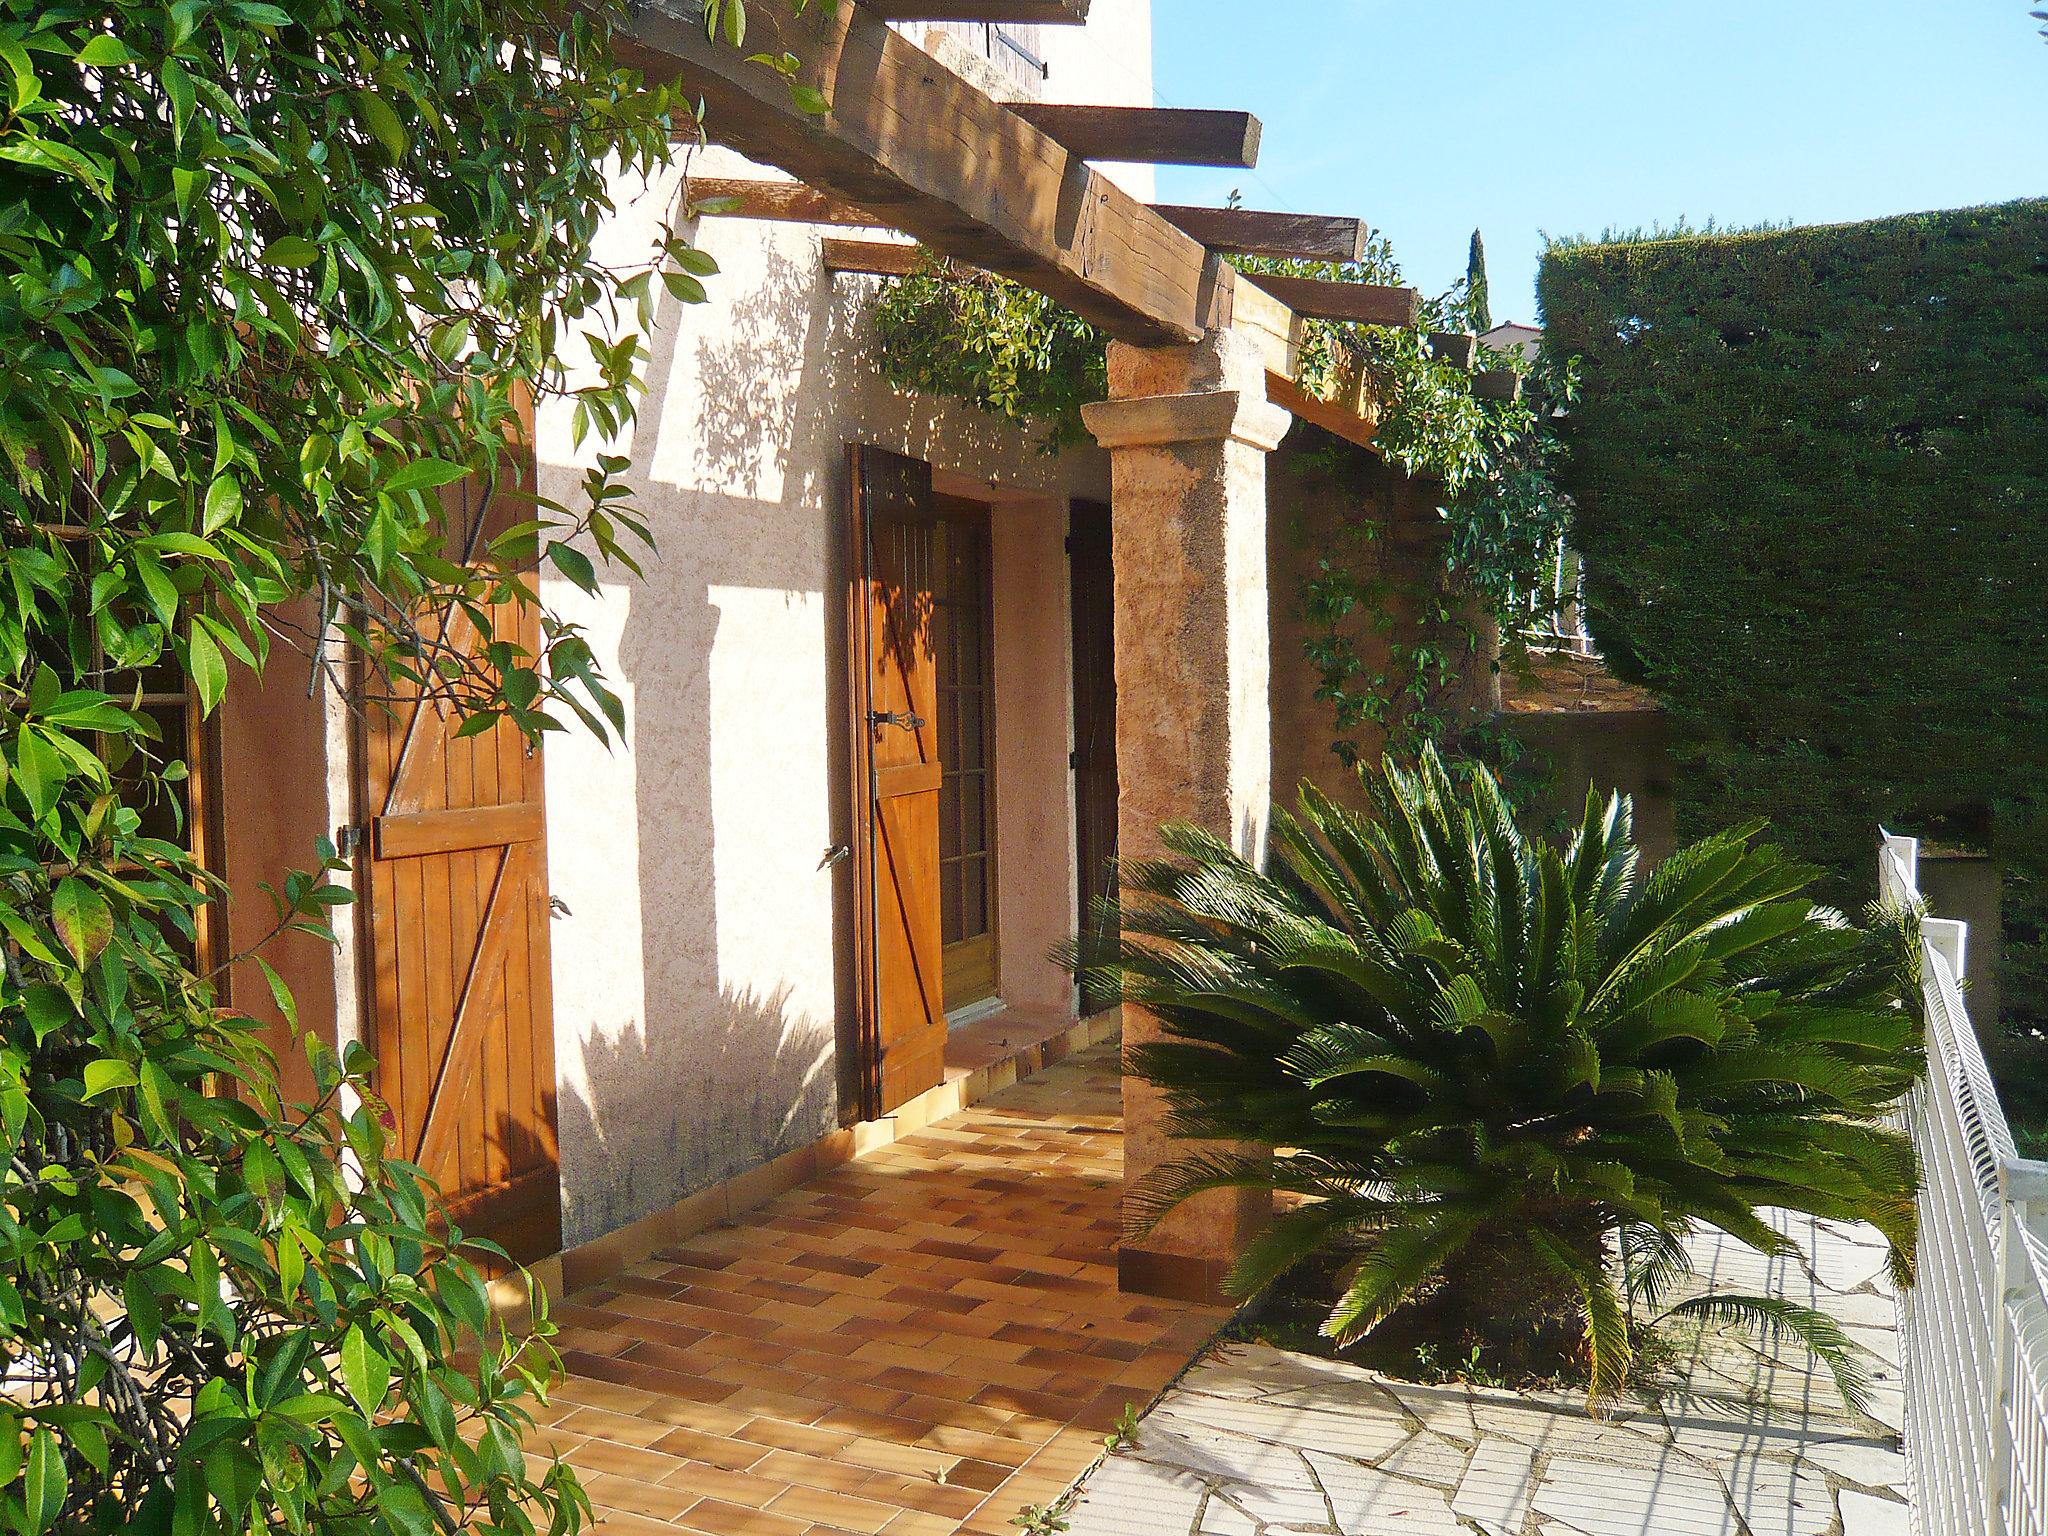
1081,327,1291,1304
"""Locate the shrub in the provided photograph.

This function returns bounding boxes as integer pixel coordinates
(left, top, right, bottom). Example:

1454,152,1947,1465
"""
1102,749,1922,1403
1538,200,2048,1034
0,0,692,1525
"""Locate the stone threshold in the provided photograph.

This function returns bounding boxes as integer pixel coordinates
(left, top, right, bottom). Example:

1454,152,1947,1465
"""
510,1007,1125,1309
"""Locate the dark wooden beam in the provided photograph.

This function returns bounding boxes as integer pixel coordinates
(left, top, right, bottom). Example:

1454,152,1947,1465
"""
862,0,1087,18
820,238,926,277
689,177,883,225
1427,332,1478,369
622,0,1224,344
1153,205,1367,262
1266,370,1376,451
1473,369,1523,402
1240,272,1420,328
1008,104,1261,167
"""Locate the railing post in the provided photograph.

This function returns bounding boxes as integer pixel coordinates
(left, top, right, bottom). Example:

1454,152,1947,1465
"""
1929,916,1971,985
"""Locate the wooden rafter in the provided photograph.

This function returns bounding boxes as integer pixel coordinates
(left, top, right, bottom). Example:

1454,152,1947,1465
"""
1427,332,1478,369
622,0,1224,343
1009,104,1262,167
692,177,1368,266
862,0,1087,18
822,238,926,277
1473,369,1523,402
1241,271,1420,328
688,177,884,226
1265,371,1376,451
1153,205,1367,262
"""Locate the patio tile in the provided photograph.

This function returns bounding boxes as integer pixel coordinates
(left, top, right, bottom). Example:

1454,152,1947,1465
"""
556,1040,1227,1533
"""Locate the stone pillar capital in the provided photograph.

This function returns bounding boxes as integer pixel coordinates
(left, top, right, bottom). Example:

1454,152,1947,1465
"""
1081,388,1292,454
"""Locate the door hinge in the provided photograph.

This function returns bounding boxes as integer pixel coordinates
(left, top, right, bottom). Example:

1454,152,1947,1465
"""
337,823,367,860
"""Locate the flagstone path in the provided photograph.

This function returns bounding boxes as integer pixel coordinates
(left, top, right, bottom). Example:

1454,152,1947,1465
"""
1064,1216,1912,1536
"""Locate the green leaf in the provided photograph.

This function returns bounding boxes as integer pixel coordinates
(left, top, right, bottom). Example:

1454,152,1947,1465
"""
253,956,300,1031
547,540,598,593
341,1326,391,1412
52,877,113,965
354,90,408,160
160,59,195,145
203,475,243,534
186,621,228,716
82,1058,138,1100
76,35,137,67
124,1272,164,1356
383,458,469,496
23,1429,63,1535
262,235,319,268
12,727,66,819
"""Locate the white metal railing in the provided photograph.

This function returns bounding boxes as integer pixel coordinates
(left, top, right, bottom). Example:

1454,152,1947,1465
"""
1884,832,2048,1536
1517,544,1597,657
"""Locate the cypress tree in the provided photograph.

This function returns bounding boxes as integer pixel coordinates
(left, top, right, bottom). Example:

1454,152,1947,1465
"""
1466,229,1493,331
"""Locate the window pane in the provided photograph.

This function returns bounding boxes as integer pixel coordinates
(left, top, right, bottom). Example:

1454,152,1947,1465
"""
960,858,987,938
941,860,963,945
957,776,986,857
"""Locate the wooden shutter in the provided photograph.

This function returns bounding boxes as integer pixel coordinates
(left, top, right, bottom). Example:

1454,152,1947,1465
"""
357,433,561,1263
847,446,947,1119
1069,499,1119,1017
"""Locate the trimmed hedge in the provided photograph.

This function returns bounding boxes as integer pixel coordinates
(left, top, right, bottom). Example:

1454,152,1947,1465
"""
1539,200,2048,1029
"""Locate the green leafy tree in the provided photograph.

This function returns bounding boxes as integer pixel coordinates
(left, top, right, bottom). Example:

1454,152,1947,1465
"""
0,0,736,1526
1464,229,1491,333
1096,749,1922,1404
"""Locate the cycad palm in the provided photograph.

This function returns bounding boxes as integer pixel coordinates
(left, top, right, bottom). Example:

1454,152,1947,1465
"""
1100,748,1921,1404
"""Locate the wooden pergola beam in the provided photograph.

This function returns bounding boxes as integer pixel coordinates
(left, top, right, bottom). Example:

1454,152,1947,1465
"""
821,238,926,277
622,0,1224,344
1240,271,1420,328
1473,369,1523,402
862,0,1087,18
690,177,885,226
1153,205,1368,262
693,179,1370,266
1009,104,1262,167
1265,371,1376,451
1427,332,1478,369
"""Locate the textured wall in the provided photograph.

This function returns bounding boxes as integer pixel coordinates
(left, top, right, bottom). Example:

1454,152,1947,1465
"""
534,145,1117,1245
1266,439,1501,816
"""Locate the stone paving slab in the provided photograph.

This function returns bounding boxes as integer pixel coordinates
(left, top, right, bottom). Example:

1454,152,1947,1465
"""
1063,1213,1913,1536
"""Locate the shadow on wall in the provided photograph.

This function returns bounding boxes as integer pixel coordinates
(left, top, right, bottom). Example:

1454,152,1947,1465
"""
547,233,1110,1249
553,981,832,1247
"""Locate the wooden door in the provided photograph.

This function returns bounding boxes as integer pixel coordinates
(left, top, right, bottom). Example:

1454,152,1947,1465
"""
358,442,561,1263
847,446,948,1119
1069,499,1120,1016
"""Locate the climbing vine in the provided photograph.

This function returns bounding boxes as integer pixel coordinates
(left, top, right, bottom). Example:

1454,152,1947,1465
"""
868,237,1576,782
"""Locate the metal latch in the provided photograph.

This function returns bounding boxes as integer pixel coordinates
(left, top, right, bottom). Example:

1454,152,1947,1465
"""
867,709,926,732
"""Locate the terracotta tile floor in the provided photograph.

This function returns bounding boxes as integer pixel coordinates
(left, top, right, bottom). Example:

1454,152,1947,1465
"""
536,1040,1229,1536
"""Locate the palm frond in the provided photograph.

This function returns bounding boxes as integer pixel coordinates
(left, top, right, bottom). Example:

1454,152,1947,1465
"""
1657,1293,1876,1415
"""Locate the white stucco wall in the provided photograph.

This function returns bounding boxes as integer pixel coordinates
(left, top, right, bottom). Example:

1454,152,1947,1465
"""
534,6,1147,1240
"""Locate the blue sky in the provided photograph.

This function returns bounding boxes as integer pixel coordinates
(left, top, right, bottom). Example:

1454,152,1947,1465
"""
1149,2,2048,326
